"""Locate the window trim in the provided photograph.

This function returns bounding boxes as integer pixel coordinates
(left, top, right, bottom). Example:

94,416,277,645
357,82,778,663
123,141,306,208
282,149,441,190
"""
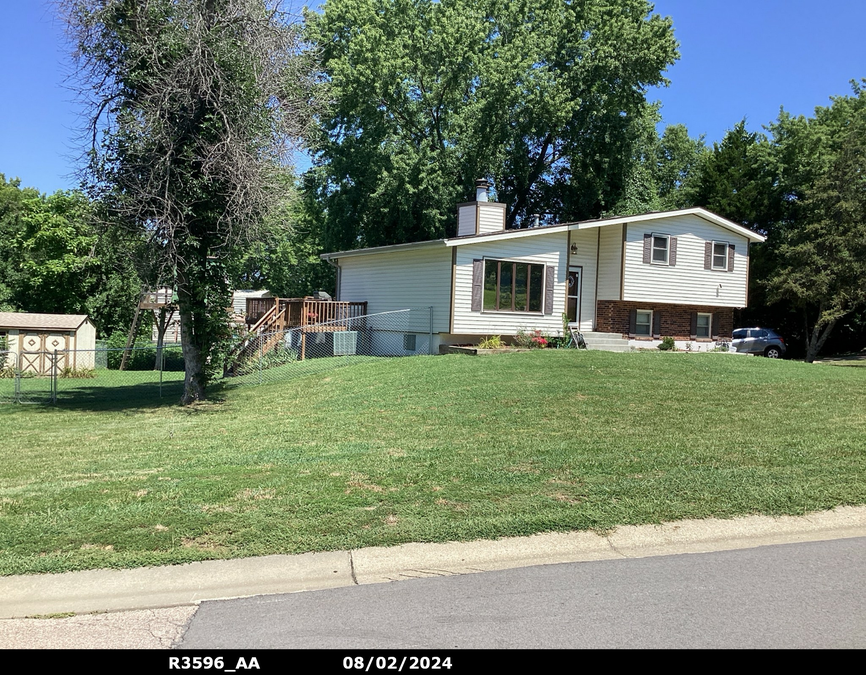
481,258,546,314
651,233,670,265
696,312,712,339
634,309,653,337
711,241,729,271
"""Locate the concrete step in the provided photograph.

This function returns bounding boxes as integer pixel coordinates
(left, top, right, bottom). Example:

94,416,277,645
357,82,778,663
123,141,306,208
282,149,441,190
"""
584,344,632,353
579,331,627,340
578,331,631,352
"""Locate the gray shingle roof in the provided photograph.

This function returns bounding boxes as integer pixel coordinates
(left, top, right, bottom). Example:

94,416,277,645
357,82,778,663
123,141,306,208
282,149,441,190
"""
0,312,90,331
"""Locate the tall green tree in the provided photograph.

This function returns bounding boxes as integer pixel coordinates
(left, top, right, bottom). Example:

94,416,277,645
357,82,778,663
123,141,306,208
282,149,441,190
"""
765,83,866,362
687,120,779,232
0,174,141,335
64,0,313,403
306,0,679,250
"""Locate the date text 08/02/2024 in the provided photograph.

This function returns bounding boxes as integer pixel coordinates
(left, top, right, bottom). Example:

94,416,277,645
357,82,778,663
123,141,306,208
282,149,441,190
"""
167,655,454,672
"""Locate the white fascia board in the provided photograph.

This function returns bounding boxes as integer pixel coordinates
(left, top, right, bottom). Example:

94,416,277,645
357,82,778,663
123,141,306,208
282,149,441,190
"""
568,208,767,243
320,239,446,260
444,224,570,246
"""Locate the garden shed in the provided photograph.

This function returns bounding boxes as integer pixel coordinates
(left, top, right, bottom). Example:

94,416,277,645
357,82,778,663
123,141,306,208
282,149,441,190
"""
0,312,97,374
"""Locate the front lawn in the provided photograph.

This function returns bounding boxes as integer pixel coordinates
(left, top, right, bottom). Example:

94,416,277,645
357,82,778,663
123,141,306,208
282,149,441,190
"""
1,351,864,575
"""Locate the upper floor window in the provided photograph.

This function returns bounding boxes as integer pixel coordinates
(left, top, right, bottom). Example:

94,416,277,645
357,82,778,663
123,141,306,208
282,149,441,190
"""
706,241,735,271
643,232,676,266
652,235,669,264
712,242,729,270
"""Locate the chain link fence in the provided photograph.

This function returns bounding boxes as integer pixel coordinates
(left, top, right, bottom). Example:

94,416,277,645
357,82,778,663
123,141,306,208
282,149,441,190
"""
221,307,434,388
0,307,433,406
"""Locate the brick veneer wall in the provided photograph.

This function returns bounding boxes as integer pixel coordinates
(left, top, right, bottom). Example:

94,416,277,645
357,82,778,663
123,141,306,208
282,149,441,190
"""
596,300,734,339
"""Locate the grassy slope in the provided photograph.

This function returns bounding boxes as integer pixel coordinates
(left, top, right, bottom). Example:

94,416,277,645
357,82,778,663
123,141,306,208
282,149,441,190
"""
1,351,864,575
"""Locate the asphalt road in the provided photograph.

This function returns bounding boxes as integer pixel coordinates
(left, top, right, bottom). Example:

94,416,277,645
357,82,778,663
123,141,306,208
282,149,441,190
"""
177,536,866,649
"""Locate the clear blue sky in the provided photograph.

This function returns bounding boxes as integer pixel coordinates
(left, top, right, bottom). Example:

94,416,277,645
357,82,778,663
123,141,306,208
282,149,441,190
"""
1,1,864,195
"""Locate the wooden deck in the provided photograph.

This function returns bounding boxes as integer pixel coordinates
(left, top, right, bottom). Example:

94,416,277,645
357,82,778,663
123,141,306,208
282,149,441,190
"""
226,298,368,373
247,298,368,333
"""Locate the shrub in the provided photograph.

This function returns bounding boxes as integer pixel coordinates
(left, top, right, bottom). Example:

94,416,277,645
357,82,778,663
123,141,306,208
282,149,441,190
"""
658,336,676,351
516,328,548,349
478,335,504,349
59,367,97,379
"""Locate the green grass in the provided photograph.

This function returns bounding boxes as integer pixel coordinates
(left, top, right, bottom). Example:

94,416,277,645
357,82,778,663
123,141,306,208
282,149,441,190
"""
1,351,865,575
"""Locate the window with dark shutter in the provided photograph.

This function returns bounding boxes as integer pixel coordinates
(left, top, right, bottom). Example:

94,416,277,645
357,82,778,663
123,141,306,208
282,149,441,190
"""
690,312,698,340
633,310,652,337
652,311,661,339
704,242,713,270
642,233,652,264
727,244,735,272
696,313,711,338
628,309,637,338
478,259,547,313
669,237,678,266
712,242,728,270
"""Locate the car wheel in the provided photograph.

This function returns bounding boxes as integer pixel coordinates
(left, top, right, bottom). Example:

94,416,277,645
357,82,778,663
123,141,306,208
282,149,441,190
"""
764,346,781,359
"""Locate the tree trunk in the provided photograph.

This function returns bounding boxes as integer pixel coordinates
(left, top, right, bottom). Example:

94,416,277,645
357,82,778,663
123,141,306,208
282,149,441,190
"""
805,317,838,363
153,305,175,371
177,270,207,404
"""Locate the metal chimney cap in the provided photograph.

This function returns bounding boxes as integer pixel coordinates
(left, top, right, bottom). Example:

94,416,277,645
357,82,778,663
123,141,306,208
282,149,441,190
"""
475,178,490,202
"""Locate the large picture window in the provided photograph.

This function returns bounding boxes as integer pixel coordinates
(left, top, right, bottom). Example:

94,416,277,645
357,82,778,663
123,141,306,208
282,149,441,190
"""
483,260,544,312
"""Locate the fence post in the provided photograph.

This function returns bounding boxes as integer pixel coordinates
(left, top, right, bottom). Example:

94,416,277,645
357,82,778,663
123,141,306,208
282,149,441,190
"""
52,349,58,404
14,353,21,403
428,306,434,355
259,336,263,385
159,343,164,398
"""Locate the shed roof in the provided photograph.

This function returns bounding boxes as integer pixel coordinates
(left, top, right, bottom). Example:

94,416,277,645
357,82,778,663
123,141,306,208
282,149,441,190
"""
0,312,91,331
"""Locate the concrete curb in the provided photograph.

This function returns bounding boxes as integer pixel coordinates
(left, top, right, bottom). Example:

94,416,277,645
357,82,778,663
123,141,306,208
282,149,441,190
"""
2,505,866,620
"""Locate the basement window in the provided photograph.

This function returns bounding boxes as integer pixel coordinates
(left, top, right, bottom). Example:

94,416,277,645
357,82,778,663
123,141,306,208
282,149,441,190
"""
635,310,652,337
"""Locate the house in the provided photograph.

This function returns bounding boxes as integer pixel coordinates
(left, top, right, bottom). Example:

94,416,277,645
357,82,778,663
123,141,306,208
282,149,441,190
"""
320,181,766,352
0,312,97,373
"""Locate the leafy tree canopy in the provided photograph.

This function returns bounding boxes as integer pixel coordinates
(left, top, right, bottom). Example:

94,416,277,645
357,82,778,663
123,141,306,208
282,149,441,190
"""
764,81,866,361
64,0,313,402
306,0,679,250
0,174,140,335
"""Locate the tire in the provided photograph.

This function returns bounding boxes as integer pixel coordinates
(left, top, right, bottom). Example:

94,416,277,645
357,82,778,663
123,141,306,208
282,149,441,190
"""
764,346,782,359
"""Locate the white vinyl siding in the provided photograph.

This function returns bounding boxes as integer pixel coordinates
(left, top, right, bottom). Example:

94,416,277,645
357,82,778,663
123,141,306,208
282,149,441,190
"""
457,204,476,236
452,232,567,335
596,224,623,301
338,247,452,333
622,214,750,307
567,228,598,332
477,203,506,233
